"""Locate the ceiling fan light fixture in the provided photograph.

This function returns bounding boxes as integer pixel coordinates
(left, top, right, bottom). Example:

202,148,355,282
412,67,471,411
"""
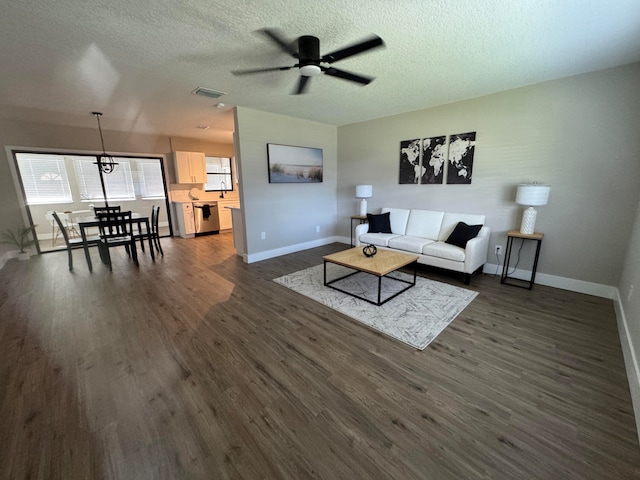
300,65,322,77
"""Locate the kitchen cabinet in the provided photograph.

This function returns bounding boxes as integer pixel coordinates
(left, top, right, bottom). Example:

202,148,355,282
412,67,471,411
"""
173,151,206,184
173,202,195,238
218,200,239,230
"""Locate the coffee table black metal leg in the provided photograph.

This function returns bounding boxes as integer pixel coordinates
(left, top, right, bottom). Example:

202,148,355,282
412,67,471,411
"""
323,261,327,286
412,260,417,285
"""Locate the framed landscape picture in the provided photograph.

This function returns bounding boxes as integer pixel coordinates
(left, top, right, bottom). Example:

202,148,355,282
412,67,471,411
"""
267,143,323,183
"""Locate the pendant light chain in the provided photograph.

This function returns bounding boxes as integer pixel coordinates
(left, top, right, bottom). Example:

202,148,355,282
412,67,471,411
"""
92,111,118,174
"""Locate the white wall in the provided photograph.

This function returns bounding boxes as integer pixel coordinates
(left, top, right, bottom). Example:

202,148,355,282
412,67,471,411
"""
234,107,338,262
337,63,640,288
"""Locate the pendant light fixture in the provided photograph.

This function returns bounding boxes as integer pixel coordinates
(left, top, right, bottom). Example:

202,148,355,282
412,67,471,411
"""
92,112,118,174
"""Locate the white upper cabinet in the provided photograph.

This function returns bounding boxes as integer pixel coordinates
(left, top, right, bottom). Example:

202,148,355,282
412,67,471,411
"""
174,151,206,184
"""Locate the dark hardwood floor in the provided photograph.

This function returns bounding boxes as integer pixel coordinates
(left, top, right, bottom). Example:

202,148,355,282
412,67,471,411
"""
1,233,639,479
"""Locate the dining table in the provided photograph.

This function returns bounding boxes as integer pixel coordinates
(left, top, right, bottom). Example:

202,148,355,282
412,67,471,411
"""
77,213,154,271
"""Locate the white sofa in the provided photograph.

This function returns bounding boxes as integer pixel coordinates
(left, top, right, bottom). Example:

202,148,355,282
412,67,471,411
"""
354,207,490,284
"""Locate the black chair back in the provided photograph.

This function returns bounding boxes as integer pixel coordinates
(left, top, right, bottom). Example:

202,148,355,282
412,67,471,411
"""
150,205,163,256
52,211,71,246
151,206,160,235
97,211,133,240
53,211,100,271
96,211,138,270
94,206,121,216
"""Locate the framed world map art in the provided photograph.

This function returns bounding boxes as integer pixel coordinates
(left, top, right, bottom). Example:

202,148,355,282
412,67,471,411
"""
421,135,447,184
446,132,476,184
398,138,421,184
398,131,477,185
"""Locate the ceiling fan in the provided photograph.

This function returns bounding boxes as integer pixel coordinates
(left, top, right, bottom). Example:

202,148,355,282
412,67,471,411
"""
231,29,385,94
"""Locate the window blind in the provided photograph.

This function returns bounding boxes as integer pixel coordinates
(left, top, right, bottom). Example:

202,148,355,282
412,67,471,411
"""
16,153,73,204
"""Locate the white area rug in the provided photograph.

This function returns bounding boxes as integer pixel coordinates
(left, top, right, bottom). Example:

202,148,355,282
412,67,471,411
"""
274,264,478,350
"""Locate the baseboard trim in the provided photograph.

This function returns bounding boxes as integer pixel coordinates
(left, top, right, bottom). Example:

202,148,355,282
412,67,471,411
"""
247,244,617,299
612,290,640,445
245,236,343,263
483,262,616,299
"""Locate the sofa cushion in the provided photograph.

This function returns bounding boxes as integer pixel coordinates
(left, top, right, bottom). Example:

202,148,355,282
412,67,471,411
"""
405,209,445,240
381,208,411,235
359,232,400,247
438,212,486,241
388,235,435,254
367,212,392,233
445,222,483,248
422,241,466,262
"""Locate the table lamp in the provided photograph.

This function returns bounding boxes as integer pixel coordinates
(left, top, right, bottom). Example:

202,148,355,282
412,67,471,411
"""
355,184,372,216
516,183,550,234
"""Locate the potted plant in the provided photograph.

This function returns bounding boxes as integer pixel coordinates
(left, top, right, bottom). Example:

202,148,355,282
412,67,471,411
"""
1,224,38,260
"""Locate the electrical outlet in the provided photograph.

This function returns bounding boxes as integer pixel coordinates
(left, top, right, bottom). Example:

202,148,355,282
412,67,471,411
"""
261,232,266,240
316,225,320,233
495,245,503,255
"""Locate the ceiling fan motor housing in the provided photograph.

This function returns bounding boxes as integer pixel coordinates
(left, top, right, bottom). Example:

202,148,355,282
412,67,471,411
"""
231,29,384,92
298,35,322,76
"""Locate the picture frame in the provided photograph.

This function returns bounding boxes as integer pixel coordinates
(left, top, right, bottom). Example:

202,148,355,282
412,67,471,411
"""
267,143,323,183
447,131,476,184
399,138,421,184
421,135,447,184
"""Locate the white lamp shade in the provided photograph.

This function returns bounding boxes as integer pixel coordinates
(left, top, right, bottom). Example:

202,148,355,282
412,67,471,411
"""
516,184,550,206
355,184,373,198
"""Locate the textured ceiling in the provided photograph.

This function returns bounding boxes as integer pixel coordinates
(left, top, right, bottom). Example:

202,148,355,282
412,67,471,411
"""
1,0,640,143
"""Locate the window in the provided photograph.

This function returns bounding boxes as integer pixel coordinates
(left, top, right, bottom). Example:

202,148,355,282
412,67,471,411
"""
16,153,73,204
73,157,136,201
204,157,233,192
138,161,165,199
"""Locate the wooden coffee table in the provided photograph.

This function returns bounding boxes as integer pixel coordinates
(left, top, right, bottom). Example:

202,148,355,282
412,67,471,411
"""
323,247,419,306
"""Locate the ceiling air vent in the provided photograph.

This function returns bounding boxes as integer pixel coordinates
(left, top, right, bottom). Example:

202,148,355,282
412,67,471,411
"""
191,87,226,99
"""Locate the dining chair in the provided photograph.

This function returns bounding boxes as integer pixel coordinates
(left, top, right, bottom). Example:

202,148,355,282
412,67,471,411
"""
131,206,163,256
150,205,163,256
52,211,101,271
45,211,64,246
62,212,81,239
96,211,138,271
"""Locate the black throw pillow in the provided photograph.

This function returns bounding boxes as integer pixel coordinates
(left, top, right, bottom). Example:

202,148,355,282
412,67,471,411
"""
445,222,483,248
367,212,392,234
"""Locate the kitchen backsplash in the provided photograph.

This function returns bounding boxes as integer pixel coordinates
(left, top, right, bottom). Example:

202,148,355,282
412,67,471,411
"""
169,184,240,203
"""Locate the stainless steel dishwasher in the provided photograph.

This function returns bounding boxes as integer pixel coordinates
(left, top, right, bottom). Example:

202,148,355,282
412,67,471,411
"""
193,202,220,236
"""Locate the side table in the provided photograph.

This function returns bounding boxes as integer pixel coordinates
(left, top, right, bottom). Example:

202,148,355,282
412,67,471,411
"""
500,230,544,290
350,215,368,247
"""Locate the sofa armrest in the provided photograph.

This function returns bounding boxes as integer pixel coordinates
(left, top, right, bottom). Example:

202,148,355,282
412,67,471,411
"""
464,226,490,273
354,222,370,246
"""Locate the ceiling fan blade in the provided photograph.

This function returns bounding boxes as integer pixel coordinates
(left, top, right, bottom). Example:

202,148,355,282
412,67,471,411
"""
293,75,311,95
321,35,384,64
258,28,298,57
322,67,374,85
232,65,296,75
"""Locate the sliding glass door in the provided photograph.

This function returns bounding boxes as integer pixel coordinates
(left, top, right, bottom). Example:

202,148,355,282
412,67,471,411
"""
13,151,171,253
